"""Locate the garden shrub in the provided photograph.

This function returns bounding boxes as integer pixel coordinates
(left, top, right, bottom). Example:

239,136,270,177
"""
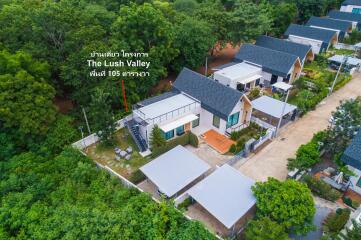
189,132,199,147
288,142,320,170
178,197,193,210
324,208,351,234
343,196,352,207
248,87,261,100
229,144,237,153
151,132,198,158
129,169,146,184
303,174,342,202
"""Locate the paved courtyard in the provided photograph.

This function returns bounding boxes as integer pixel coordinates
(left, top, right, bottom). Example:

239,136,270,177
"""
185,142,232,169
235,73,361,181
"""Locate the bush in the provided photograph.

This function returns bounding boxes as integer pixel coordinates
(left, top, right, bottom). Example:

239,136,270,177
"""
303,174,342,201
229,144,237,153
248,87,261,100
178,197,193,210
151,132,198,158
324,208,351,234
129,169,146,184
288,142,320,170
189,132,199,147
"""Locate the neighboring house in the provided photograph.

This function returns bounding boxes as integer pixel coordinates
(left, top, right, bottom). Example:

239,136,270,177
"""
140,145,211,198
130,68,253,149
284,24,338,54
345,206,361,230
234,44,302,86
328,10,361,30
255,35,314,66
186,164,256,236
212,62,263,92
341,131,361,196
341,0,361,14
306,16,353,41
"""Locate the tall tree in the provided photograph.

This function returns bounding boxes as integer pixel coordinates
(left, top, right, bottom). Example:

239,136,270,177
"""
0,50,55,144
245,217,290,240
172,17,216,71
150,125,166,149
89,89,116,145
252,178,316,235
227,0,272,45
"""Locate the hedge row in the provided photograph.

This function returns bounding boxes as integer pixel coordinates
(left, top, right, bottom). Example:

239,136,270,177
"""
151,132,198,158
302,174,342,202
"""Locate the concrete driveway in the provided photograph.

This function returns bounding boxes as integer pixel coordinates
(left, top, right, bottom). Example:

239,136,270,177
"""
236,73,361,182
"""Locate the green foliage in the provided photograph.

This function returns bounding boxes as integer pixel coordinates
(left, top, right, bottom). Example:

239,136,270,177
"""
150,125,167,149
229,122,266,154
0,132,16,161
0,50,56,143
247,87,261,100
227,0,271,45
288,142,320,171
129,169,147,184
172,17,216,71
151,132,198,158
344,29,361,45
0,148,215,239
189,132,199,148
252,178,316,235
245,217,290,240
177,197,193,211
325,98,361,155
89,89,116,145
173,0,199,14
229,144,237,154
324,208,351,235
339,220,361,240
303,174,342,201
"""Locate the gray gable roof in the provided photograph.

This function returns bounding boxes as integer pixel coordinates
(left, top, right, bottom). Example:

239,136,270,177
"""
234,44,299,78
307,16,352,32
342,131,361,170
285,24,337,44
328,10,361,23
255,35,312,62
342,0,361,6
172,68,243,120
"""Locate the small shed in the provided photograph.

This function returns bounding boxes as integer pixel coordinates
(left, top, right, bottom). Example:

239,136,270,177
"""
140,145,210,198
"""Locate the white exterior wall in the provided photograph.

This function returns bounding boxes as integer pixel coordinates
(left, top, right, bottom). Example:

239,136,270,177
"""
199,108,227,134
288,35,323,54
341,5,361,13
139,105,202,144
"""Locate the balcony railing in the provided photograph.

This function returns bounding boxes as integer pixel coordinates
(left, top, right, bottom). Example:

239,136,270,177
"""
134,101,201,125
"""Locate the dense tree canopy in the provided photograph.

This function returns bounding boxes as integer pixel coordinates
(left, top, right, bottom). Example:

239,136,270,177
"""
0,148,216,239
252,178,316,235
245,217,290,240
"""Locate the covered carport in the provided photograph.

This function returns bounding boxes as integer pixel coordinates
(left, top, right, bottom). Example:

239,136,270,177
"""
139,145,211,198
186,164,256,237
251,96,298,128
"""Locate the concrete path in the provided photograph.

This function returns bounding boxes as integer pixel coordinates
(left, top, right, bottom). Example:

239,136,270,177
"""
236,73,361,182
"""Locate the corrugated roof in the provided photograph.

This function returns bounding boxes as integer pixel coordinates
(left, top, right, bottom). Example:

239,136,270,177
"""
255,35,312,62
342,0,361,6
187,164,256,229
285,24,337,44
172,68,243,120
140,145,211,197
234,44,299,78
307,16,352,32
328,10,361,23
342,131,361,170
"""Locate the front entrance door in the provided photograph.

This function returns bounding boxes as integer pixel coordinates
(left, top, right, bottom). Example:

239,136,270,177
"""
270,75,278,84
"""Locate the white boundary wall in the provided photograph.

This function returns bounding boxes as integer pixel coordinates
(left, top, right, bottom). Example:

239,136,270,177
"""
72,118,125,150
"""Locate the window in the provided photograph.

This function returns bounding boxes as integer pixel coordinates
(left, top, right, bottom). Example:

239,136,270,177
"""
176,125,184,136
352,8,361,14
212,115,220,128
192,114,200,128
163,130,174,140
226,112,240,128
271,75,278,84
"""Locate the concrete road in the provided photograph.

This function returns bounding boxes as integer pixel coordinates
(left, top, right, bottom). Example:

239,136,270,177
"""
236,73,361,181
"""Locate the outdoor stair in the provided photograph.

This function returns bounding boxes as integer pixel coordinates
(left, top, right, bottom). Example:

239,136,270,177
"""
125,119,148,152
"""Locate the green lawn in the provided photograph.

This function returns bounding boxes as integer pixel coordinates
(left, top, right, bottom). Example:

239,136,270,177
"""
85,128,151,181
